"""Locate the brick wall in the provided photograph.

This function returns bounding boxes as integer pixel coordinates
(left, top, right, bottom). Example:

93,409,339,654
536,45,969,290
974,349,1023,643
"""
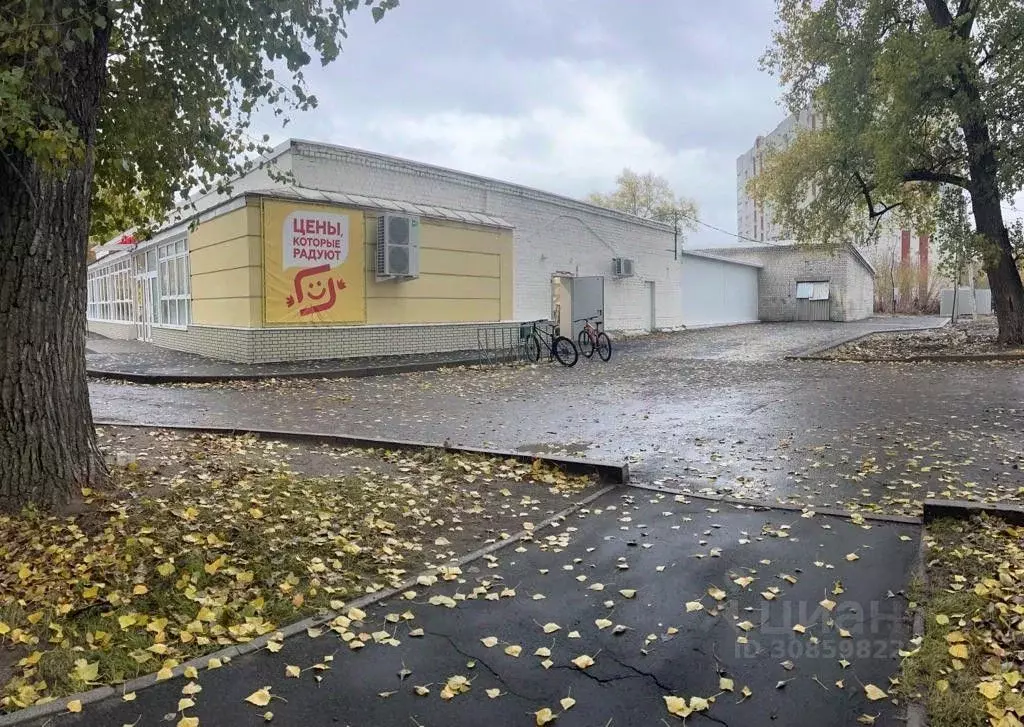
152,322,526,364
842,256,875,321
700,246,874,321
287,143,686,334
87,320,136,339
151,326,254,361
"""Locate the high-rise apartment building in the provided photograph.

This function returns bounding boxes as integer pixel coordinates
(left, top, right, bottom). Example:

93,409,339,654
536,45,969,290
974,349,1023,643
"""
737,109,938,308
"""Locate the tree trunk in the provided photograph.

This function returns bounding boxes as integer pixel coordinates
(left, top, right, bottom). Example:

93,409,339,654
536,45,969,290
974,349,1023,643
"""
0,13,111,511
977,221,1024,345
956,106,1024,343
965,164,1024,345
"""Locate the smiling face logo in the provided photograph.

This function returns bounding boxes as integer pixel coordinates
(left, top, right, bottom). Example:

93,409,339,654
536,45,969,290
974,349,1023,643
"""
286,264,348,316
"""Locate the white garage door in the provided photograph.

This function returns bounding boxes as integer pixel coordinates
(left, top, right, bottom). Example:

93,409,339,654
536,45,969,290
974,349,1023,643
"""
680,254,759,327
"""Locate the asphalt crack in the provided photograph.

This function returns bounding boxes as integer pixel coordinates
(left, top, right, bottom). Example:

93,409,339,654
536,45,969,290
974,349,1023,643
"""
604,653,675,693
555,658,731,727
427,630,543,702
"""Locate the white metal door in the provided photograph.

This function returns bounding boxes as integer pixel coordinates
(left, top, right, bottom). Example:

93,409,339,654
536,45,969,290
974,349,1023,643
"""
570,276,604,338
137,273,157,341
646,281,656,331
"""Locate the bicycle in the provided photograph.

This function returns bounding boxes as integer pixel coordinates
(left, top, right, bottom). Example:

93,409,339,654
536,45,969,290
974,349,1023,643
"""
524,320,578,367
575,314,612,361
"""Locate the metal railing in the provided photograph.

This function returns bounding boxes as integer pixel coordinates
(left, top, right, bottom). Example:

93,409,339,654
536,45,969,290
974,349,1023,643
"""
476,323,533,364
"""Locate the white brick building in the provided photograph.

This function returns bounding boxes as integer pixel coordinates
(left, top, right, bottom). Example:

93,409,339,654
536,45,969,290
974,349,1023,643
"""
699,243,876,322
737,110,934,266
275,140,685,332
88,140,709,363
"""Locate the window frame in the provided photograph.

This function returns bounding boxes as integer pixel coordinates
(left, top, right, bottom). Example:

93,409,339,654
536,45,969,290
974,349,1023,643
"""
86,257,134,323
154,237,191,329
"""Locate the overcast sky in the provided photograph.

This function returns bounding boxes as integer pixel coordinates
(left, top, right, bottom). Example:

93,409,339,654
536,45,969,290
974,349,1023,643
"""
254,0,789,248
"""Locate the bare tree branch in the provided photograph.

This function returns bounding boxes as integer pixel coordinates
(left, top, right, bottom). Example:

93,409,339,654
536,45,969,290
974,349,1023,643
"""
853,171,904,219
902,168,971,188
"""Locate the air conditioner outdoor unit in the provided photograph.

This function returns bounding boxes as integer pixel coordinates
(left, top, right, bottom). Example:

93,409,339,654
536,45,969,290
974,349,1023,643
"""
612,257,635,277
376,214,420,280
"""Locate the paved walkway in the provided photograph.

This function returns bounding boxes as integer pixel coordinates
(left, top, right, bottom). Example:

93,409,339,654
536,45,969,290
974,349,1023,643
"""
23,489,919,727
88,315,1024,515
86,336,497,381
86,317,946,381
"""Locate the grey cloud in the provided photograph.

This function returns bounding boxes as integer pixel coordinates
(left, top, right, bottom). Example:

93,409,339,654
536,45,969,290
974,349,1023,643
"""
253,0,790,243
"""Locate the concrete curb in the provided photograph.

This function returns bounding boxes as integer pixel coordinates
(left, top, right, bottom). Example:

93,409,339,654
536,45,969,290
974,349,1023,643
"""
93,421,630,485
904,530,929,727
785,319,950,360
87,353,520,385
0,484,618,726
922,498,1024,526
796,350,1024,364
624,480,922,525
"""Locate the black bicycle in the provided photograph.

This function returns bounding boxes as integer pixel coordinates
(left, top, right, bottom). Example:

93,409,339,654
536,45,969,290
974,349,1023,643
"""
524,320,578,367
575,315,612,361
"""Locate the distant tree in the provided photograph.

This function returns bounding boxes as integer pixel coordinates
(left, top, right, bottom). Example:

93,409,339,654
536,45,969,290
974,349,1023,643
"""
752,0,1024,344
0,0,398,510
587,168,699,231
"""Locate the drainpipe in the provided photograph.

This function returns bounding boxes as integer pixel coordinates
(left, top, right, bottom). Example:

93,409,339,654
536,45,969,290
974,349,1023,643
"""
673,209,679,261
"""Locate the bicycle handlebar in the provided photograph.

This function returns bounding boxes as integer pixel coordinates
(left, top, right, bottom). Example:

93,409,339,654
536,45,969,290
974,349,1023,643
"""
573,316,602,323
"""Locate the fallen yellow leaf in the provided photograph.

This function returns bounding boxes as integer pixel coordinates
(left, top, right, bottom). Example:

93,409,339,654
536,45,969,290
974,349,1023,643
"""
864,684,887,701
245,688,272,707
979,681,1003,700
949,643,969,659
571,654,595,669
535,707,556,725
665,695,692,717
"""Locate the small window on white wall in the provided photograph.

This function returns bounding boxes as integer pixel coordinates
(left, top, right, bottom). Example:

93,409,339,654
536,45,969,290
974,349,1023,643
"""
157,238,190,327
796,281,830,300
810,282,830,300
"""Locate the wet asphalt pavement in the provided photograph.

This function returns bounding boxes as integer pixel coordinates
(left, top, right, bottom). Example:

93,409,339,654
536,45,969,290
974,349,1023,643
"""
31,489,919,727
38,319,1010,727
89,319,1024,514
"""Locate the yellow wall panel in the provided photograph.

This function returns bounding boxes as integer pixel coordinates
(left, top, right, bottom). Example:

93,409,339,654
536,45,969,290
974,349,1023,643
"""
499,244,514,319
418,248,500,277
366,273,500,300
191,266,261,300
192,297,259,326
190,237,253,277
417,222,510,253
188,206,258,252
361,217,513,324
367,298,500,324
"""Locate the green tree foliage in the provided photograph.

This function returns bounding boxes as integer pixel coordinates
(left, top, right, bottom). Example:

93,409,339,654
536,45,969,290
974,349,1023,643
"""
1,0,398,241
0,0,396,509
587,168,699,231
934,186,977,285
752,0,1024,343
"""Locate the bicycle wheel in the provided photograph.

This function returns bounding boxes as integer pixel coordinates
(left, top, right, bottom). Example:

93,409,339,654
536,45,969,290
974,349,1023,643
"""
552,336,578,367
525,334,541,362
596,332,612,362
577,329,595,358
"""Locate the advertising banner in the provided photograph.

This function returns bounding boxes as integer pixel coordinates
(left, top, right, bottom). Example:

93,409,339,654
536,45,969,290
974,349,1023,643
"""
263,200,366,324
